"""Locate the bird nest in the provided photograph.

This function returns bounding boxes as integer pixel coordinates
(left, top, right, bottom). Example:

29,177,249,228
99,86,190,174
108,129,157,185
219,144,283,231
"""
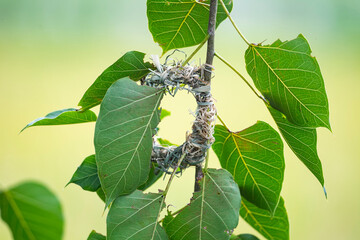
144,55,216,173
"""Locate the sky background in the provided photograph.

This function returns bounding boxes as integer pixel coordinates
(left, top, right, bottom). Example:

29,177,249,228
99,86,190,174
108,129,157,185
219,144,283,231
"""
0,0,359,239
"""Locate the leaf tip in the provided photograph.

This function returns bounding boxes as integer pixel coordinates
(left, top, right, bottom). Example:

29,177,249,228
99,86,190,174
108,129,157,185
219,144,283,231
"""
323,186,328,199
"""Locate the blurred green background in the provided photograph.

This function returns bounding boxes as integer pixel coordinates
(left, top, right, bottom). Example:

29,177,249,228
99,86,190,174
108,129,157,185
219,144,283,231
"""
0,0,359,239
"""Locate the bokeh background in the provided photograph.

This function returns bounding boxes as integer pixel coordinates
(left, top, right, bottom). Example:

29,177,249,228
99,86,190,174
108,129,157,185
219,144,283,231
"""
0,0,359,239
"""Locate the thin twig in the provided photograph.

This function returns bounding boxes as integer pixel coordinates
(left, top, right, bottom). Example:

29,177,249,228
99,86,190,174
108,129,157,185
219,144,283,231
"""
163,153,186,196
214,52,267,103
219,0,251,46
182,35,209,66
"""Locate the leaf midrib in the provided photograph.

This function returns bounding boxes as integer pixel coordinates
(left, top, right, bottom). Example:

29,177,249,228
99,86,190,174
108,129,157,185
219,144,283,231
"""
3,191,36,240
230,133,272,211
164,2,196,53
241,200,273,239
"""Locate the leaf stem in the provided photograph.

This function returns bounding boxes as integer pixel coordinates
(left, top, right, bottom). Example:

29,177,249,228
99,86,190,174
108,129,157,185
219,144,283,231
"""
214,52,266,103
219,0,251,46
216,114,230,131
182,35,209,66
162,153,186,197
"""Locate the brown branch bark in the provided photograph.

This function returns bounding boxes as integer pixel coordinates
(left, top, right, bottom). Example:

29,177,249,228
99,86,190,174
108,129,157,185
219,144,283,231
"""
194,0,218,192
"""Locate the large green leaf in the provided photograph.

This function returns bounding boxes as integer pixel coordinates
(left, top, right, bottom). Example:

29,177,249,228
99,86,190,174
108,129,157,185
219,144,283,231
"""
79,51,154,110
240,197,289,240
212,122,285,214
245,34,330,129
164,168,241,240
268,106,325,187
0,182,64,240
21,108,96,132
67,155,100,192
107,190,168,240
95,78,164,205
87,230,106,240
147,0,233,54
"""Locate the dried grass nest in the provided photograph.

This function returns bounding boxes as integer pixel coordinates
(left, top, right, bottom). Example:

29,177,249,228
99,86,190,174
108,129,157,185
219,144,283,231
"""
143,55,216,173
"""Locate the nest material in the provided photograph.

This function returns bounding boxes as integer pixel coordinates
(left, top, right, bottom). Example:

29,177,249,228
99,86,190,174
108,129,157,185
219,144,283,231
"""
146,56,216,173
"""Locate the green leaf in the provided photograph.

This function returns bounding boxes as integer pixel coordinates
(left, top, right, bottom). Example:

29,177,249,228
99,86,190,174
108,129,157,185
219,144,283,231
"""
160,108,171,120
240,197,289,240
87,230,106,240
21,108,96,132
107,190,168,240
157,138,178,147
79,51,154,110
138,163,164,191
96,188,106,203
0,181,64,240
164,168,241,240
67,155,100,192
95,78,164,205
230,234,260,240
245,34,330,129
147,0,233,54
212,122,285,214
268,106,325,186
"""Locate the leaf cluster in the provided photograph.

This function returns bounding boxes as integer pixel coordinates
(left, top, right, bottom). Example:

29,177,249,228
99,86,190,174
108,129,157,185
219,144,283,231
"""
0,1,331,240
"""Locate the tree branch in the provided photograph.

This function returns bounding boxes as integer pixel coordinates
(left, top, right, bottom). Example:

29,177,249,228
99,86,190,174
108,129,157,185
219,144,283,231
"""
194,0,218,192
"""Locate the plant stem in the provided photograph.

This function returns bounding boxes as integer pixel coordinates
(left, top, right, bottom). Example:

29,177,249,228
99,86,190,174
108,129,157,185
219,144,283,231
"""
162,153,186,197
204,0,218,82
219,0,251,46
182,35,209,66
194,0,218,193
214,52,267,103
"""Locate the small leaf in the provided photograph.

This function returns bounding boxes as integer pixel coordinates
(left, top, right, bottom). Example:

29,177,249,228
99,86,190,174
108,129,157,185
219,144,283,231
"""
0,181,64,240
157,138,178,147
79,51,154,110
21,108,96,132
67,155,100,192
107,190,168,240
95,78,164,205
164,168,241,240
87,230,106,240
147,0,233,54
160,109,171,120
230,234,260,240
240,197,289,240
268,106,324,186
213,122,285,214
138,163,164,191
245,34,330,129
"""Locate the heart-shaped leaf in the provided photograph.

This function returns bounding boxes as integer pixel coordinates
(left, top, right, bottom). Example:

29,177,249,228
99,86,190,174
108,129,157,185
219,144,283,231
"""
245,34,330,129
147,0,233,54
107,190,168,240
21,108,96,132
164,168,241,240
240,197,289,240
95,78,164,205
213,122,285,214
0,182,64,240
79,51,154,110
